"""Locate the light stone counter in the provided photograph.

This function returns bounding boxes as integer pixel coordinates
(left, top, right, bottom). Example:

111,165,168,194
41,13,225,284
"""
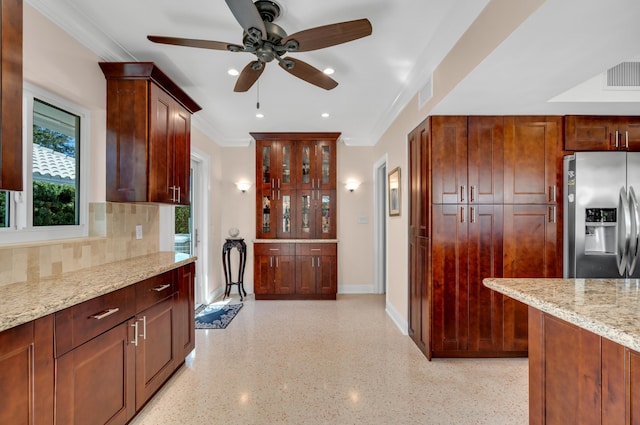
0,252,196,332
484,278,640,352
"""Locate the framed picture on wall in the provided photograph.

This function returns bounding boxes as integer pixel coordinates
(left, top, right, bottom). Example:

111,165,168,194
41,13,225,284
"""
388,167,401,216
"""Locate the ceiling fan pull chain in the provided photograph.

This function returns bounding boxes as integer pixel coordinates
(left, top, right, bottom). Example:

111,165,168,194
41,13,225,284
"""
257,79,260,110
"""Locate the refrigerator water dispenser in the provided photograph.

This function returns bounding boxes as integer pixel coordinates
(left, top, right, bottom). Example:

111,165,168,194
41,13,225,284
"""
584,208,617,255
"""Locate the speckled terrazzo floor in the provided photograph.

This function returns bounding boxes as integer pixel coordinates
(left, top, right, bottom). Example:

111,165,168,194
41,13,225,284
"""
129,294,528,425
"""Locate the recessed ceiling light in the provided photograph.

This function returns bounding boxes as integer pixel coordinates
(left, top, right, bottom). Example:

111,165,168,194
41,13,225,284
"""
321,113,330,118
323,68,335,75
256,113,264,118
228,68,240,76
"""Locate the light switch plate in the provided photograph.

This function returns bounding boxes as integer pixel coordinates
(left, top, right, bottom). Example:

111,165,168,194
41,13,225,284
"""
136,225,143,240
357,215,369,224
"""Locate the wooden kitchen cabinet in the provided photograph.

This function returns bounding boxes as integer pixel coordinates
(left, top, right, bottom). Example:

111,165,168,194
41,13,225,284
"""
99,62,201,205
53,264,191,425
55,319,136,425
254,242,337,299
253,133,339,300
431,116,504,205
431,204,504,356
176,262,195,359
529,308,640,425
0,315,54,425
295,243,337,296
253,132,339,240
408,115,561,359
408,119,431,356
254,243,296,297
565,115,640,151
0,0,22,191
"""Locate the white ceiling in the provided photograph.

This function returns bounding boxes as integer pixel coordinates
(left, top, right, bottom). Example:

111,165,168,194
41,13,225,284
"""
26,0,640,147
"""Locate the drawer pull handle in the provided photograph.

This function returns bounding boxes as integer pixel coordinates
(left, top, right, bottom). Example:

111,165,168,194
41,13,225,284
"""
130,321,139,346
269,248,280,251
90,308,120,320
152,284,172,292
311,248,321,251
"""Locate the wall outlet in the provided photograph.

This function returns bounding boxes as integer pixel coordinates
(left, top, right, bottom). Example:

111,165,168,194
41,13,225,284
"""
136,225,143,240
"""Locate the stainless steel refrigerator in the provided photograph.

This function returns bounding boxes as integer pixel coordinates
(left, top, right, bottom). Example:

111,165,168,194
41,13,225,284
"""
564,152,640,278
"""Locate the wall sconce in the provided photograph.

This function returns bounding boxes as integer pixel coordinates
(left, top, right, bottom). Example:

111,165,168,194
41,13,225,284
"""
345,180,360,192
235,181,252,193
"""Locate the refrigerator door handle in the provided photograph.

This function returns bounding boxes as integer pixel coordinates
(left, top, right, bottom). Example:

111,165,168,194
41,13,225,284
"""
627,187,640,275
617,187,631,276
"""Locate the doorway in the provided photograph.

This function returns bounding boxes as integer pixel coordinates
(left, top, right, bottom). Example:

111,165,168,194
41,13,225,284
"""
373,156,388,294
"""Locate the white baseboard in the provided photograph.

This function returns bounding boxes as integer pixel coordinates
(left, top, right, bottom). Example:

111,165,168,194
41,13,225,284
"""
385,299,408,335
338,284,376,294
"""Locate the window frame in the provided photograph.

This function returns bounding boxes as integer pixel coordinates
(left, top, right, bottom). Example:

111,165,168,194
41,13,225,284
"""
0,83,90,244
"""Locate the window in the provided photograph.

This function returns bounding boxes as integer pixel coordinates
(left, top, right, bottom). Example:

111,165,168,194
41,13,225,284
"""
0,84,89,244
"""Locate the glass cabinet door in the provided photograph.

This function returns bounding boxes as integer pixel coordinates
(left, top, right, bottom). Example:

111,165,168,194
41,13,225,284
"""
296,190,314,239
318,190,336,239
276,190,294,239
316,141,336,189
275,140,295,190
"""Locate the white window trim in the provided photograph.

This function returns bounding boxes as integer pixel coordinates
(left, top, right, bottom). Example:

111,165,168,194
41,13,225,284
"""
0,83,90,245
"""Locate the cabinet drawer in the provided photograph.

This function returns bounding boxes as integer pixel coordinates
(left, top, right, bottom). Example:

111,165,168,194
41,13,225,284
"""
55,285,136,357
136,271,176,312
254,243,294,256
295,243,337,256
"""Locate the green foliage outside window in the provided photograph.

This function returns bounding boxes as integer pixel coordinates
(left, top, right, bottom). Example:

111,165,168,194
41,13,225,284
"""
33,181,76,226
0,191,7,228
175,205,190,234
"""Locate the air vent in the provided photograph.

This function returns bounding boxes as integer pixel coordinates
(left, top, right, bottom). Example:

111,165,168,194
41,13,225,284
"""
418,75,433,108
607,62,640,87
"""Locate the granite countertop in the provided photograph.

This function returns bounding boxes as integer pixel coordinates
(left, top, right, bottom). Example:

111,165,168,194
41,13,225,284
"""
484,278,640,352
0,252,196,333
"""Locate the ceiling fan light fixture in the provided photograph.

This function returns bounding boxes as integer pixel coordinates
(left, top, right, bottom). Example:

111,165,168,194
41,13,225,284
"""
228,68,240,76
323,67,335,75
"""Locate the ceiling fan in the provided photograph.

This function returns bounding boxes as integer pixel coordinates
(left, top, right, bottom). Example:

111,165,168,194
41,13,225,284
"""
148,0,372,92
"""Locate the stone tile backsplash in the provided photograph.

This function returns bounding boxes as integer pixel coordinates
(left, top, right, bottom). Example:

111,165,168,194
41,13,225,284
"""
0,202,160,286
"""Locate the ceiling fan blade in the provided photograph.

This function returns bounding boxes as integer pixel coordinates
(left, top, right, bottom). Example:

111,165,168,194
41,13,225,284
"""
225,0,267,41
148,35,243,51
279,58,338,90
281,18,372,52
234,61,265,92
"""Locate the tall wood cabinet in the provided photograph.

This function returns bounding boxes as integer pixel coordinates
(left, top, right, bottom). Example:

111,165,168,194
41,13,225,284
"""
0,0,23,191
252,133,339,300
408,115,561,359
99,62,201,205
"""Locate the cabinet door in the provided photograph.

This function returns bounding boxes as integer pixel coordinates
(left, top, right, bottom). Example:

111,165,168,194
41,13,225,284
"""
105,79,149,202
467,204,504,352
0,316,54,425
254,253,274,294
503,204,558,351
56,319,135,425
275,189,295,239
316,253,337,295
315,140,336,189
431,204,469,353
621,117,640,151
273,255,296,294
295,255,316,294
317,190,336,239
176,263,195,359
467,116,504,204
149,84,176,204
135,295,177,410
431,116,468,204
274,139,296,190
172,105,191,205
0,0,22,191
504,116,560,204
409,236,431,359
564,115,618,151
